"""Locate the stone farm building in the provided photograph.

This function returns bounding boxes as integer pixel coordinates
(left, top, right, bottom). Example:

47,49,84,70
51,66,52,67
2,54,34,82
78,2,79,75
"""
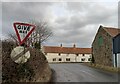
43,44,92,63
92,25,120,67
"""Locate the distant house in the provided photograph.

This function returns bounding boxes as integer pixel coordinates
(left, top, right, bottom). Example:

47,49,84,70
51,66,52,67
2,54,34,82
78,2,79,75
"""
43,44,92,63
92,25,120,67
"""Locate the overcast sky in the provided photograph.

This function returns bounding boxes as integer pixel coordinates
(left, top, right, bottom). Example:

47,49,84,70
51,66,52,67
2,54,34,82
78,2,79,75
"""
1,0,119,48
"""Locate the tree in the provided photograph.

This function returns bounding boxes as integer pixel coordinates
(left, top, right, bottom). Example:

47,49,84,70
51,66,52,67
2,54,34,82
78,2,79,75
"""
29,20,53,49
7,33,19,45
8,20,53,49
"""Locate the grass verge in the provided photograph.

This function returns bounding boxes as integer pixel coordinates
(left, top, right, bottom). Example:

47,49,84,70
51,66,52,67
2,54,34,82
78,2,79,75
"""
84,63,120,73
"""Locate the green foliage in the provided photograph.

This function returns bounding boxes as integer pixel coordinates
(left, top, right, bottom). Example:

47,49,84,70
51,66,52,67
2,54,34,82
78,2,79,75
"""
89,63,118,73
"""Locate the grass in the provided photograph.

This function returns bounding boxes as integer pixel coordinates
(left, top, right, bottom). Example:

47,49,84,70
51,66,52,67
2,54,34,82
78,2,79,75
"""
84,63,119,73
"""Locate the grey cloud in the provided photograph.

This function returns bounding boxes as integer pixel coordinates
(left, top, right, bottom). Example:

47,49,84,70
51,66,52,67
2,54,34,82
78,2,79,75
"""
66,2,92,12
2,2,117,48
68,2,117,26
55,2,117,32
55,16,68,24
118,2,120,27
55,2,116,47
2,2,51,21
86,5,117,25
48,24,96,47
68,15,87,29
2,2,53,36
0,2,2,39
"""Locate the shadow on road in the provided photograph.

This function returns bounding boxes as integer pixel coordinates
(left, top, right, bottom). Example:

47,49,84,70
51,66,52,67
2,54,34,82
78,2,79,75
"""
49,69,56,83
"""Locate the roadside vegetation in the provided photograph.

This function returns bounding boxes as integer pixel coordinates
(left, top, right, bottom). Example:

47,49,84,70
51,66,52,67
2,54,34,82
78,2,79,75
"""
84,55,120,73
2,20,53,83
2,40,52,82
85,63,119,73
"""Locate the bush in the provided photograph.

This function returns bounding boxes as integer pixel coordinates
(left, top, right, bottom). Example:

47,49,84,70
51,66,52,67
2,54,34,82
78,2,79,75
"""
16,63,35,81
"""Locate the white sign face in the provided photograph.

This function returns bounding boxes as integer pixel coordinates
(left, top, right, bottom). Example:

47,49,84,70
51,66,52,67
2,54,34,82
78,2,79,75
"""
13,22,36,45
15,24,33,40
10,46,30,64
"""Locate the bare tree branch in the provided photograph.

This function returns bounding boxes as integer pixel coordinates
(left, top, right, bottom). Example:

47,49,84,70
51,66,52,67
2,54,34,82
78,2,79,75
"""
29,20,53,49
8,33,18,43
7,20,53,49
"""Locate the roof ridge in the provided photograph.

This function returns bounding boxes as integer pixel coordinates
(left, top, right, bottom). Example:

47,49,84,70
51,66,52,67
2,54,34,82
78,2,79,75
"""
43,46,92,54
44,46,91,49
103,27,119,37
103,27,119,29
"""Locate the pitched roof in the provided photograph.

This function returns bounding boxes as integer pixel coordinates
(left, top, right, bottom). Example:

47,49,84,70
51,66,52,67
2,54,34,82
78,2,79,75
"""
92,25,120,46
103,27,120,37
43,46,92,54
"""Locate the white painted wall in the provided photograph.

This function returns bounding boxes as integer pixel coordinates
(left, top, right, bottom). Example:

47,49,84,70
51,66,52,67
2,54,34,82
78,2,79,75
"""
117,54,120,67
45,53,91,63
113,54,120,67
113,54,117,67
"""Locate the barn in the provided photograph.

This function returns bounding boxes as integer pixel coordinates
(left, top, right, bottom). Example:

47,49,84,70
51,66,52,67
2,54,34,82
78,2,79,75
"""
92,25,120,67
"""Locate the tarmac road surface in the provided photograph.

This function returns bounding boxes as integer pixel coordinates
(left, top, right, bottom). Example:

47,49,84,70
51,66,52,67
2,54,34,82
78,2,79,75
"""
49,63,118,82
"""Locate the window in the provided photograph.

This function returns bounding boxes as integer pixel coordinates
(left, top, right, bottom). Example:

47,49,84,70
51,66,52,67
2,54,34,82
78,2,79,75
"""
81,58,85,61
66,58,70,61
53,58,56,61
59,58,62,61
98,36,103,46
58,53,61,56
76,54,79,56
82,54,85,56
88,58,91,61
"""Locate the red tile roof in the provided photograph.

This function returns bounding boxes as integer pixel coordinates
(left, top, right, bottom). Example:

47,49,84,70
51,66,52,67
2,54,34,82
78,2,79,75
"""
43,46,92,54
103,27,120,37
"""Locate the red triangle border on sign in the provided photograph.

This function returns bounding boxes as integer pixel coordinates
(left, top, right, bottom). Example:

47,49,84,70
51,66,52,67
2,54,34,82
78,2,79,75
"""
13,22,36,45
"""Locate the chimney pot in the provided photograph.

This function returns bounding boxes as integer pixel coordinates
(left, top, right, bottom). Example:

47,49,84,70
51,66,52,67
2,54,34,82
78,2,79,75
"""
73,44,76,48
60,44,62,47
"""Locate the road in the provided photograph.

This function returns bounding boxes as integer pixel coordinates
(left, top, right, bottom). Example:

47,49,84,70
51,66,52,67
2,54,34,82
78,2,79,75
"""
49,63,118,82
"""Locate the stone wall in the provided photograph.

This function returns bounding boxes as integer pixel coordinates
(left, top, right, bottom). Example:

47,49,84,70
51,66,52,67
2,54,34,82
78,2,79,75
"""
92,27,113,67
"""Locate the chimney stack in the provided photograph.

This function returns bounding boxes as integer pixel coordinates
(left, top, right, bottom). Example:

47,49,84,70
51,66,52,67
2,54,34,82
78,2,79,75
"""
73,44,76,48
60,44,62,48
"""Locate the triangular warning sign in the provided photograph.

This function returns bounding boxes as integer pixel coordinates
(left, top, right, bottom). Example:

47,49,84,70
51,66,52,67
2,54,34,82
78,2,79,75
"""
13,22,36,45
